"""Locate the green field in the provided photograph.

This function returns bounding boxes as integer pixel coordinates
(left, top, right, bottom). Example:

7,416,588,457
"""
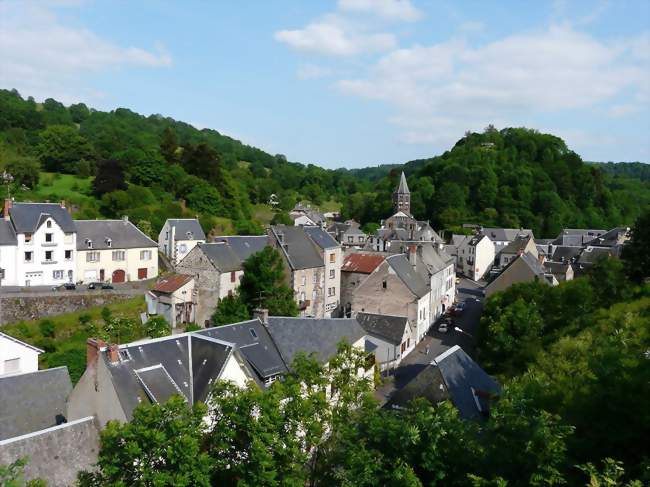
2,296,146,383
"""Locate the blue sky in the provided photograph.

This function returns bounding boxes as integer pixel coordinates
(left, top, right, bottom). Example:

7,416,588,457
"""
1,0,648,167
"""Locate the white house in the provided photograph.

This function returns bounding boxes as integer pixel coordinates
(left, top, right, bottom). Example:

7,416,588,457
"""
356,313,415,371
0,220,17,286
3,200,77,287
158,219,206,266
75,218,158,283
0,331,43,376
456,234,495,281
146,274,196,330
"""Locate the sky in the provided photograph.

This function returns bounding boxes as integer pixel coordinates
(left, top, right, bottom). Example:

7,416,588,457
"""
1,0,648,168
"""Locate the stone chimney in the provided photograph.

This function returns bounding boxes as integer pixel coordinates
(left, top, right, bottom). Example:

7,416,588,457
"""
253,308,269,325
60,199,66,209
86,338,106,368
408,244,417,268
107,344,120,364
3,198,12,221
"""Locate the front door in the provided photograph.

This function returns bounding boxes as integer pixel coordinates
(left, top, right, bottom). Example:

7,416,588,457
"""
112,269,125,283
138,268,147,279
99,269,105,281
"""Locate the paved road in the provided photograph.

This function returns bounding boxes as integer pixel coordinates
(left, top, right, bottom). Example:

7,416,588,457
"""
374,277,485,404
0,279,154,297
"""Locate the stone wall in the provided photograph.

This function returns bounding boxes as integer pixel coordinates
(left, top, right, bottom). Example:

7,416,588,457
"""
0,291,141,325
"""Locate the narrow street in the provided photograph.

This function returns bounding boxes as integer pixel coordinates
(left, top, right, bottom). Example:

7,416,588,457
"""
374,277,484,404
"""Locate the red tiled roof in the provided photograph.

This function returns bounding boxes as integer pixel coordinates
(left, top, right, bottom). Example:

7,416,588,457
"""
153,274,193,293
341,253,385,274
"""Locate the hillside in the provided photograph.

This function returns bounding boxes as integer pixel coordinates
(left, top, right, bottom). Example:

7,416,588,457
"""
0,89,648,239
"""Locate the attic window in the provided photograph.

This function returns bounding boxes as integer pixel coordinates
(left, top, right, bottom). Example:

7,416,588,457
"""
105,238,112,248
382,279,387,289
249,328,258,339
186,231,193,239
46,220,52,228
119,349,131,361
86,239,93,249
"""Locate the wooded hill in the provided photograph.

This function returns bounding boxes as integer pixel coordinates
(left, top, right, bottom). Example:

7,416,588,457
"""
0,88,647,239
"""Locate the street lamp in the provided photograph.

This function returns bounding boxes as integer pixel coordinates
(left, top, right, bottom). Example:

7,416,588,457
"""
454,326,474,340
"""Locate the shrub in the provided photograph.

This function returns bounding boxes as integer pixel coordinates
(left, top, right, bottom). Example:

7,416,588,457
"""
184,323,202,332
38,319,56,338
144,316,170,338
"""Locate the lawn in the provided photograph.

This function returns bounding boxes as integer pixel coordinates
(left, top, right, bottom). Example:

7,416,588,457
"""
253,203,274,226
2,296,147,383
16,172,99,216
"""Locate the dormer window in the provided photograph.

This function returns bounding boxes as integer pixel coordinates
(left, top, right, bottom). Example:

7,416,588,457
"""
46,220,52,228
86,239,93,249
186,231,193,239
105,237,112,248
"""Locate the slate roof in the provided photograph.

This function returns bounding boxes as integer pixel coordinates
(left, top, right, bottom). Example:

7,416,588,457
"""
103,333,239,419
396,171,410,194
543,261,572,275
198,319,288,381
153,274,193,293
0,219,17,245
0,367,72,440
486,252,553,296
551,245,583,262
270,225,324,270
388,346,500,420
342,253,386,274
482,227,534,242
586,227,630,247
167,219,206,241
356,312,409,345
199,242,242,272
9,202,75,233
304,226,340,249
577,246,612,265
386,254,430,298
75,219,157,250
501,235,533,254
265,317,366,365
552,228,607,246
213,236,268,263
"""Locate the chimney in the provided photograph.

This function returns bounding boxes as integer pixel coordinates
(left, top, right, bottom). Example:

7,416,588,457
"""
254,308,269,325
122,215,129,223
408,244,417,268
60,199,66,209
86,338,106,368
3,198,11,221
107,344,120,364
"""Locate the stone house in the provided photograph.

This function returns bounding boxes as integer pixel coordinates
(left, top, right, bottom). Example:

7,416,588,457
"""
304,226,343,317
341,252,387,317
146,274,196,330
485,252,558,297
498,234,538,268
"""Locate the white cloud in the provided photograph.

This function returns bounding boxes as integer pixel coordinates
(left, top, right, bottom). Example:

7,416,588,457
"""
336,25,649,145
274,16,396,56
337,0,422,22
0,1,171,104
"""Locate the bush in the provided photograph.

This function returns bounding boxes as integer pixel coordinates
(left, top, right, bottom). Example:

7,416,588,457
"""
45,348,86,384
101,307,112,323
35,337,56,353
144,316,170,338
184,323,202,332
38,319,56,338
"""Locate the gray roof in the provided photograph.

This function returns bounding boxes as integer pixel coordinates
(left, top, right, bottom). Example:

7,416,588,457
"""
396,171,410,194
304,225,340,250
551,245,582,262
486,252,551,296
75,219,157,250
586,227,630,247
198,319,288,381
0,219,17,245
271,225,324,270
265,317,366,365
356,313,409,345
386,254,430,298
482,227,534,242
103,333,237,420
543,261,572,274
391,242,453,273
167,219,206,241
501,235,533,255
0,367,72,440
9,202,75,233
213,236,268,263
199,242,242,272
388,346,500,420
552,228,607,246
0,416,99,487
577,246,612,265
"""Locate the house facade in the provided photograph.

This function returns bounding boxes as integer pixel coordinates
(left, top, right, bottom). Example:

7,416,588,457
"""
75,218,158,283
456,234,495,281
304,226,343,317
2,200,77,287
158,219,206,266
498,235,538,268
146,274,196,330
341,252,386,317
356,312,415,371
0,331,43,376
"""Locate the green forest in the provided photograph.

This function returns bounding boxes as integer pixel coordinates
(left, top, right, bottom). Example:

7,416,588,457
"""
1,89,648,240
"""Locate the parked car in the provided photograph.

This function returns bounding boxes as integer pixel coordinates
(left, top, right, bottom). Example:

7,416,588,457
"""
438,322,449,333
101,283,114,290
451,301,466,316
52,282,76,291
88,282,115,290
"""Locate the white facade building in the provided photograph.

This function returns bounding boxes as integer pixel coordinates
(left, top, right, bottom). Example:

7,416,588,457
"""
456,234,495,281
0,331,42,376
158,219,206,266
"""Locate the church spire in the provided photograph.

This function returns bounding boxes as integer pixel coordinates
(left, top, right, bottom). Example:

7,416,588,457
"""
393,171,411,215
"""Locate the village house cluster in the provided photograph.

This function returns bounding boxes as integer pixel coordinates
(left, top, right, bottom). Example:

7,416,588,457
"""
0,173,632,484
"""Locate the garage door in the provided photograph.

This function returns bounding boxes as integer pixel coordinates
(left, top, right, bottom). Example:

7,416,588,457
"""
138,268,148,279
112,269,126,283
84,270,97,281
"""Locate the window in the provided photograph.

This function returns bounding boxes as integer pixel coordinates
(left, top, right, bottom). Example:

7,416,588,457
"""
45,250,53,261
65,250,72,260
140,250,152,260
230,271,236,283
86,251,100,262
25,233,32,243
382,279,387,289
329,269,335,279
112,250,125,261
328,287,335,296
359,236,365,243
179,243,187,253
249,328,258,339
24,251,33,263
86,239,93,249
53,270,64,280
347,236,354,243
4,357,20,374
106,238,112,248
301,275,306,286
329,253,335,263
45,233,53,242
46,220,52,228
138,268,148,279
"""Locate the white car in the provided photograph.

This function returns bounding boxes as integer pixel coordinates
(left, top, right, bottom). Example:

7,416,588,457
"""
438,322,449,333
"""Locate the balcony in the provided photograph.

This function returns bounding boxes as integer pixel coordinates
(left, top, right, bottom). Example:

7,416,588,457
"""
41,260,58,265
42,242,58,247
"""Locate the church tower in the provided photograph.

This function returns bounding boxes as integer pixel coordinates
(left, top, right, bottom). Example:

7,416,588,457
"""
393,171,411,215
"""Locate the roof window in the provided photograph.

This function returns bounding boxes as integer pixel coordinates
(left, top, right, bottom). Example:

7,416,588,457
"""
249,328,258,339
